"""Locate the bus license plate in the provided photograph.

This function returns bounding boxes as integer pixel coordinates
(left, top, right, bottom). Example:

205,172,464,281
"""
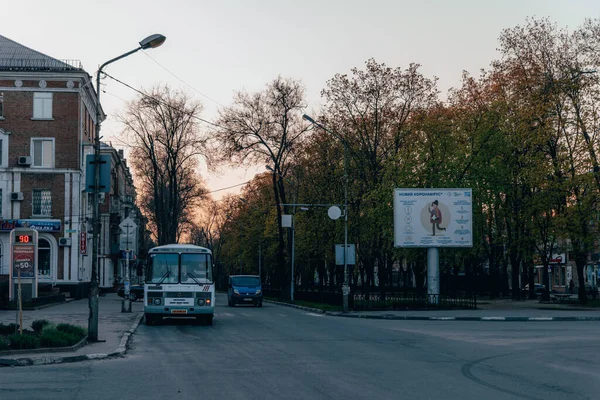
171,309,187,314
244,298,253,301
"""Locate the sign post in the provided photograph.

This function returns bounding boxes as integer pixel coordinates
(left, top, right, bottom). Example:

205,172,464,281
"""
9,229,38,334
119,217,137,313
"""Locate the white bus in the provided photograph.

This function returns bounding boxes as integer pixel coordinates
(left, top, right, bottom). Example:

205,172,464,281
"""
144,244,215,325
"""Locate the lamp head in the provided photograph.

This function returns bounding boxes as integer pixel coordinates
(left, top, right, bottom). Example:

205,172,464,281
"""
139,34,166,50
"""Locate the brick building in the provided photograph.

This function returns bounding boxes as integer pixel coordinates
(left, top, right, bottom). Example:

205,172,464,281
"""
0,34,142,301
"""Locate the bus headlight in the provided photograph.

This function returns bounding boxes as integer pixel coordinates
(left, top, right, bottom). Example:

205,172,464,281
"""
153,298,162,306
233,288,240,295
197,299,205,306
256,289,262,294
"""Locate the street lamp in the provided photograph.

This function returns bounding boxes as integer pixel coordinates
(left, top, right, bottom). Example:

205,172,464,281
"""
89,34,166,342
302,114,350,313
266,165,297,301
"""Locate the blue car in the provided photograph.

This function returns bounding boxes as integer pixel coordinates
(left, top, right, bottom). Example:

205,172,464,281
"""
228,275,263,307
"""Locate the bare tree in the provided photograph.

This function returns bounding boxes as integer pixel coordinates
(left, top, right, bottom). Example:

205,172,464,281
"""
119,85,208,245
212,76,309,296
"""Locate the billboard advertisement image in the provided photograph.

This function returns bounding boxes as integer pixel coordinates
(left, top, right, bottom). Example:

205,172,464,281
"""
394,188,473,248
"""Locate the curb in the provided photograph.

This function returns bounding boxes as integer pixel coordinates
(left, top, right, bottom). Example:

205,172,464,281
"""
264,300,327,314
324,313,600,322
0,312,144,367
264,301,600,322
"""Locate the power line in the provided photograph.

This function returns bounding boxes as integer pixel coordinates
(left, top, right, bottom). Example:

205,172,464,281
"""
207,181,251,194
141,50,225,108
101,71,222,128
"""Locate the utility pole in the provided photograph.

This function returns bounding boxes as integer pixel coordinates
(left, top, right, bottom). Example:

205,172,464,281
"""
89,34,166,341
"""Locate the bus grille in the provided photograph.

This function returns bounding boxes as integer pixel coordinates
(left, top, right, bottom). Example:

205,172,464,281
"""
165,292,193,298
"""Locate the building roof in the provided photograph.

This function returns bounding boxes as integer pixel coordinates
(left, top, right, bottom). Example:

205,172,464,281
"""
0,34,83,72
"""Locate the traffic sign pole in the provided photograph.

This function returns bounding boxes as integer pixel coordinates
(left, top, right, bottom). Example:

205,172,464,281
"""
119,217,137,314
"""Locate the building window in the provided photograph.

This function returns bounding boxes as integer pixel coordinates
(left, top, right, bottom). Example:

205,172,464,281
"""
33,189,52,216
31,138,54,168
0,189,2,218
33,92,52,119
0,92,4,118
0,130,7,167
38,239,51,277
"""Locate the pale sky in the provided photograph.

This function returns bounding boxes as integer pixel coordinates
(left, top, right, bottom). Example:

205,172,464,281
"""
3,0,599,199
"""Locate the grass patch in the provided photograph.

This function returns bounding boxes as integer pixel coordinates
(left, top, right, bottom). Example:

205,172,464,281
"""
0,322,86,351
8,333,40,350
56,323,86,338
31,319,51,333
585,299,600,307
40,328,81,348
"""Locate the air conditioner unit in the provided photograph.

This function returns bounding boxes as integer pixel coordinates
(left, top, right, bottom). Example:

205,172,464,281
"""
18,156,32,166
11,192,24,201
59,237,72,247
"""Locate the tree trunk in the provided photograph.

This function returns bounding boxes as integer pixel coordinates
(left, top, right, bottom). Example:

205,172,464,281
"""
528,262,535,300
576,261,587,306
541,262,551,302
509,253,521,300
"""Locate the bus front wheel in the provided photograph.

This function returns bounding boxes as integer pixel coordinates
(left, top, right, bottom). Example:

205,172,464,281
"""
145,314,156,326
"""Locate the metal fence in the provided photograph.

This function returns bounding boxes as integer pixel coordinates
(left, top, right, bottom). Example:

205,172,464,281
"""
264,286,476,310
352,292,477,311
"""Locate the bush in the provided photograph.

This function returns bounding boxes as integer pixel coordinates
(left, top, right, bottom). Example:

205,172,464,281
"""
0,323,19,335
8,333,40,350
31,319,51,333
0,337,9,351
39,328,80,348
56,323,86,339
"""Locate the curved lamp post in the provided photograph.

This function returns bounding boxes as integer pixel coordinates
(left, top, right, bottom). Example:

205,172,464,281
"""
89,34,166,341
302,114,350,313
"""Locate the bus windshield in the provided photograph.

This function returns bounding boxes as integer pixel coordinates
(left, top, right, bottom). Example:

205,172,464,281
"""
147,252,213,284
148,253,179,284
181,253,212,283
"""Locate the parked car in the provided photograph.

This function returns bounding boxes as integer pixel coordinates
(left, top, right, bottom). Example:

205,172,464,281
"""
117,285,145,301
228,275,263,307
522,283,546,297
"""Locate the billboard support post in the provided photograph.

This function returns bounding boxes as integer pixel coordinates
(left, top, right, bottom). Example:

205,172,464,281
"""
427,247,440,304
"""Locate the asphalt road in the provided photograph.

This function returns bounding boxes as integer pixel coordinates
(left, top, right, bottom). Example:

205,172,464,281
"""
1,294,599,400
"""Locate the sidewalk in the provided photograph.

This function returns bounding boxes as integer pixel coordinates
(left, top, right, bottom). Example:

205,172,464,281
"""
0,293,143,366
267,298,600,322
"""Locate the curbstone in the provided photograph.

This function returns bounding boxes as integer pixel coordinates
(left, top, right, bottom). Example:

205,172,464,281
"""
263,300,326,314
324,312,600,322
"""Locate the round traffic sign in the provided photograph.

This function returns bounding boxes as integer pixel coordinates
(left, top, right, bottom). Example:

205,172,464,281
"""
328,206,342,220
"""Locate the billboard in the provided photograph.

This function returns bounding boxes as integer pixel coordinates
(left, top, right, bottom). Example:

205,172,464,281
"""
12,244,35,278
394,188,473,248
0,219,61,232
